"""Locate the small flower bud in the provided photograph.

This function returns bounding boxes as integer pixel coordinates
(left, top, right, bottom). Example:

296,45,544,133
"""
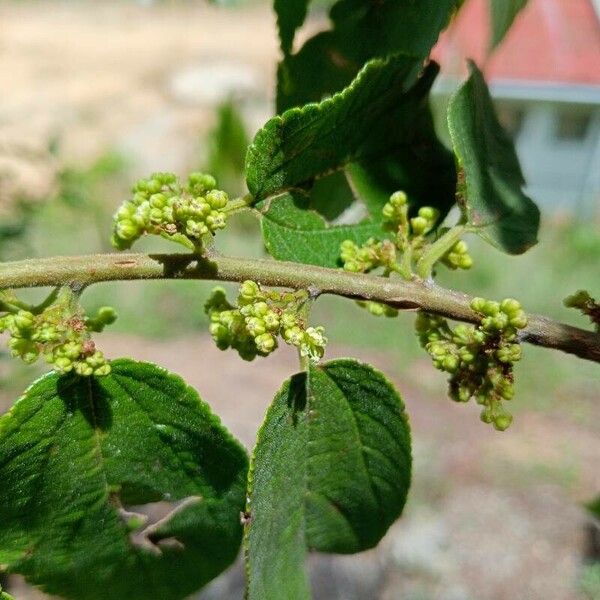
263,311,280,332
410,216,428,235
14,311,35,331
458,255,473,269
417,206,439,224
97,307,117,326
493,413,513,431
54,356,74,373
500,298,521,315
93,364,112,376
470,297,487,314
382,203,396,220
389,191,407,207
74,361,94,377
252,302,269,317
188,172,217,194
283,326,304,347
442,355,459,373
509,313,528,329
281,312,297,329
206,190,229,210
246,317,266,337
255,333,276,354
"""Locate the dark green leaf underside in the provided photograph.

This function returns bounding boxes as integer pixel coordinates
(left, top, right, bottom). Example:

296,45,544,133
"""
275,0,312,55
0,359,248,600
447,61,540,254
245,359,411,600
346,71,457,221
490,0,529,51
259,192,387,267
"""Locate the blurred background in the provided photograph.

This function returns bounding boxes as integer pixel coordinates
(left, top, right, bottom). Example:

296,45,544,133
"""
0,0,599,598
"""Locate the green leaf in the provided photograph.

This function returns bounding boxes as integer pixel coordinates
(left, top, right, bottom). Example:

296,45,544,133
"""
268,1,462,241
346,65,457,220
0,587,15,600
274,0,312,55
489,0,528,51
206,99,250,196
260,192,387,267
308,170,357,222
587,495,600,520
0,359,248,600
447,61,540,254
245,359,412,600
247,54,428,201
277,0,460,112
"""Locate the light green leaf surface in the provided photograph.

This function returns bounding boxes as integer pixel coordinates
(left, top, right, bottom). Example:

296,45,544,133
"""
245,359,412,600
260,193,387,267
447,61,540,254
489,0,529,51
0,359,248,600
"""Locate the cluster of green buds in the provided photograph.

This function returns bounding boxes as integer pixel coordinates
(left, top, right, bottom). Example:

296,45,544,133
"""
382,191,439,249
111,171,231,251
564,290,600,332
415,297,528,431
382,192,474,272
0,289,115,376
440,238,473,270
339,191,474,317
340,238,396,274
205,281,327,363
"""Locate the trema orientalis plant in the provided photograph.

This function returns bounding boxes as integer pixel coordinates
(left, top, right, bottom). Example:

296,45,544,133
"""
0,2,598,599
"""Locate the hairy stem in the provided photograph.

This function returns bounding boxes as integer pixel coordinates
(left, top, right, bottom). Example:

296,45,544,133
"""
0,252,598,363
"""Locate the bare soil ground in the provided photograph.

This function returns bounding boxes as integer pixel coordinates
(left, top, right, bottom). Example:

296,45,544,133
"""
1,2,599,599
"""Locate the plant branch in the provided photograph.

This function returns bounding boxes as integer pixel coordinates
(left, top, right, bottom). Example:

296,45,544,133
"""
0,252,598,363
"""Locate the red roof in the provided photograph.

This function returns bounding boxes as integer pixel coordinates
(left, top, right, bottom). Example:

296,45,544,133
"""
432,0,600,85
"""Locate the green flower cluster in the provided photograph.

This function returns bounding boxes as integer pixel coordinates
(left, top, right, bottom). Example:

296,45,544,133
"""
382,191,474,271
440,239,473,270
111,171,230,250
340,191,474,276
382,191,439,246
205,281,327,363
415,297,528,431
564,289,600,332
0,299,115,376
340,238,396,274
339,190,474,318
